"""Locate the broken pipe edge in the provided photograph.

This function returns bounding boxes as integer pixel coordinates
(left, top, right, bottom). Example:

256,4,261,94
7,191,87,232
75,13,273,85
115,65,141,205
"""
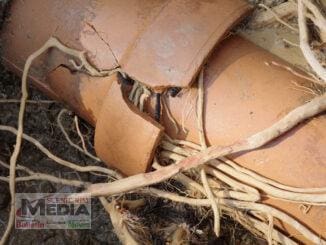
149,36,326,242
94,78,164,176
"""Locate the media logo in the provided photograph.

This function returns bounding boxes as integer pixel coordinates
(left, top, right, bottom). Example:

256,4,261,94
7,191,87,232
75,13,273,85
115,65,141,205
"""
15,193,91,229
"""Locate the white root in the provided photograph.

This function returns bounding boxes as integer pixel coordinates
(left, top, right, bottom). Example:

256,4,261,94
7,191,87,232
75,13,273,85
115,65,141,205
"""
161,149,326,204
128,81,139,101
152,160,205,197
165,131,326,195
203,166,260,199
225,207,298,245
0,99,55,104
80,93,326,197
200,168,221,236
268,61,325,86
250,1,297,28
247,216,297,245
163,134,202,151
301,0,326,42
143,188,324,244
298,0,326,82
227,200,324,245
132,86,143,107
258,3,299,32
0,125,121,178
210,160,326,204
162,95,180,134
74,115,88,153
128,81,152,112
162,138,326,195
0,159,89,187
196,69,221,237
139,88,151,112
166,148,326,204
160,150,259,195
196,69,207,149
222,157,326,194
57,109,101,162
99,198,140,245
160,140,194,157
0,175,88,187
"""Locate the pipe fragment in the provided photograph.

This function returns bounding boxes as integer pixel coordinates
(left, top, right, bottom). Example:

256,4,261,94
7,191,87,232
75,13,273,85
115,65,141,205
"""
94,78,164,176
0,0,251,90
0,0,252,176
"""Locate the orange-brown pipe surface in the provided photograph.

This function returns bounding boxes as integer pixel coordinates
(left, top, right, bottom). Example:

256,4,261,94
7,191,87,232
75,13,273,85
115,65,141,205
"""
152,36,326,242
0,0,251,176
0,0,250,90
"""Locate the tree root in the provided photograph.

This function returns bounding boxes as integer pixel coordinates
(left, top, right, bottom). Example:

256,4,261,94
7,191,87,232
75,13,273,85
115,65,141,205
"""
57,108,101,162
80,93,326,197
0,159,90,188
267,60,325,87
258,3,299,32
298,0,326,82
0,125,121,178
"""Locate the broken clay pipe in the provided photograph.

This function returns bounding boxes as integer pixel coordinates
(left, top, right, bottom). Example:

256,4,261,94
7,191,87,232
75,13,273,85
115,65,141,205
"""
5,36,326,244
148,36,326,243
0,0,251,90
0,0,252,176
49,37,326,242
1,0,325,243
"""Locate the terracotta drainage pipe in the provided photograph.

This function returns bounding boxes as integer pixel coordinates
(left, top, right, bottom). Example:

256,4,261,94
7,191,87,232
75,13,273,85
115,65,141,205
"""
152,36,326,243
0,0,252,174
1,0,325,243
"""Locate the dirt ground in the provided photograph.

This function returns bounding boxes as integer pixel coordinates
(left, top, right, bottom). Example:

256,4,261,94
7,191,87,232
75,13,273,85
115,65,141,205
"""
0,64,264,244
